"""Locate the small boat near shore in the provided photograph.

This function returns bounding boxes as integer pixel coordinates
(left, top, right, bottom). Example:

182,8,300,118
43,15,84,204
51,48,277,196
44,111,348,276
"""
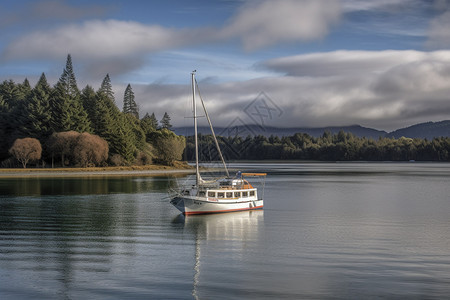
169,71,266,215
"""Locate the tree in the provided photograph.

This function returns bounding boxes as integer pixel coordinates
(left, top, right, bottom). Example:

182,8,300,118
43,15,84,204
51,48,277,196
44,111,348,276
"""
81,85,97,124
73,132,109,167
98,73,115,103
0,80,24,160
50,55,91,133
46,131,79,166
141,112,158,136
160,112,172,130
151,128,185,165
149,112,158,129
123,84,139,118
9,137,42,168
57,54,79,97
22,73,52,140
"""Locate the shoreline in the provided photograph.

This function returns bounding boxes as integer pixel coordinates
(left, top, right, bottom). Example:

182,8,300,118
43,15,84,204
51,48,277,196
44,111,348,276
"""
0,165,196,178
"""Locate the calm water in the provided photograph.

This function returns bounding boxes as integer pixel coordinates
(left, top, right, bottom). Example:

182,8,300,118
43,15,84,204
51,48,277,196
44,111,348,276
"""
1,163,450,299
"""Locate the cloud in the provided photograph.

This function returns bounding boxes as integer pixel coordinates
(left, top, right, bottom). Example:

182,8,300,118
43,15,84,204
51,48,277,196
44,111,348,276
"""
221,0,341,51
3,0,342,62
0,0,110,29
137,50,450,131
261,50,426,77
342,0,413,12
2,20,208,61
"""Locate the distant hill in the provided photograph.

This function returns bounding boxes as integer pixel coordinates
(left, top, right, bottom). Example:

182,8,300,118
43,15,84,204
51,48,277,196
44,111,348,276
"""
388,120,450,139
173,124,387,139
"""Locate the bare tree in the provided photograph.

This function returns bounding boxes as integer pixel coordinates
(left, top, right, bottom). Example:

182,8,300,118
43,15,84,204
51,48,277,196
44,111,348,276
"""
9,138,42,168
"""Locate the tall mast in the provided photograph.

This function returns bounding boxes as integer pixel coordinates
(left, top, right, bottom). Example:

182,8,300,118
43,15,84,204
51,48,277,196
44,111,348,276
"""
192,71,201,185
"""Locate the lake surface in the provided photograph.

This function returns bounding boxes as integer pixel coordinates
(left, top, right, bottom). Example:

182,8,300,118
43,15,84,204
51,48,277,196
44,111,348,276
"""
1,163,450,299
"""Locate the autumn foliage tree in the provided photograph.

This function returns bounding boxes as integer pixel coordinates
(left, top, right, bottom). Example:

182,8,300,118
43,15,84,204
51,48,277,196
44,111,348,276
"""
9,137,42,168
47,131,79,166
47,131,108,167
73,132,109,167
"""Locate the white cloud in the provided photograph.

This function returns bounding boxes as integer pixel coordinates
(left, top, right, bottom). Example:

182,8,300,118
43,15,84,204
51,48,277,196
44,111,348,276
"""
2,19,206,61
261,50,426,77
221,0,341,51
2,0,343,62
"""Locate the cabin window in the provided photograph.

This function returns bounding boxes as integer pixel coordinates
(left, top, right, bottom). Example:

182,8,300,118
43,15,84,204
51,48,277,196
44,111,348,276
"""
226,192,233,198
250,191,255,196
234,192,241,198
242,192,248,197
199,191,206,197
208,192,215,197
218,192,224,198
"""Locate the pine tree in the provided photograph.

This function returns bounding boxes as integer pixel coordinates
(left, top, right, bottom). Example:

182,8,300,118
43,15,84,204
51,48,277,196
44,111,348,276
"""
149,112,158,129
109,114,137,163
141,112,159,135
98,73,115,103
57,54,80,97
0,80,27,157
81,85,97,124
123,84,139,118
18,78,32,99
91,91,116,138
22,73,52,140
50,54,91,133
160,112,172,130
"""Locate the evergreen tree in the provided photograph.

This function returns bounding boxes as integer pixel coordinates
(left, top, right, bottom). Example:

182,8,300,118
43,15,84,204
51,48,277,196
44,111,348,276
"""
0,80,26,159
50,54,91,133
22,73,52,140
149,112,158,129
57,54,80,97
123,83,139,118
160,112,172,130
140,112,158,135
81,85,97,124
18,78,32,99
91,91,117,139
109,114,138,163
50,84,73,132
98,73,115,103
0,79,21,107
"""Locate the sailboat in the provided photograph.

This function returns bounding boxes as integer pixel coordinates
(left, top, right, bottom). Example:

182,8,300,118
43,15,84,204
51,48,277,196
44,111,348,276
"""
169,71,266,215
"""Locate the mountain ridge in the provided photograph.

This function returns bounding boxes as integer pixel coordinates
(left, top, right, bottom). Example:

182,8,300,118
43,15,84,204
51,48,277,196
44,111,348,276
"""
173,120,450,139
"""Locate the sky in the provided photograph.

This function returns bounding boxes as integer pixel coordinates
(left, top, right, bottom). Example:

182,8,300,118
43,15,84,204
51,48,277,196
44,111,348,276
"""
2,0,450,131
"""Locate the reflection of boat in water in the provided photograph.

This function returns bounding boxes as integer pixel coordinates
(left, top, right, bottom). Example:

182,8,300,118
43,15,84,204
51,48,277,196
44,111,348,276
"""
182,209,264,241
169,71,266,215
176,210,264,299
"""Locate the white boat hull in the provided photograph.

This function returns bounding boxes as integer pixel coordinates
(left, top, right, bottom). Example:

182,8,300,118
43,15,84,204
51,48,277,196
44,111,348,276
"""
170,196,263,215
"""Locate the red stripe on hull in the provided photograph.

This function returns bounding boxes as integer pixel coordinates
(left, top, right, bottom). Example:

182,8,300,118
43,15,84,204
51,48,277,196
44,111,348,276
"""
184,205,263,216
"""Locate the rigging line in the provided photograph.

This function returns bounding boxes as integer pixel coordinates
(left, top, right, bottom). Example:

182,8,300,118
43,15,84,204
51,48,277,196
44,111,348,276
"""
183,76,191,162
194,78,230,177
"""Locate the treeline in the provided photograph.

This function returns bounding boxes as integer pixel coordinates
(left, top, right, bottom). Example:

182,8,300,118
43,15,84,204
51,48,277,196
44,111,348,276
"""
186,131,450,161
0,54,185,168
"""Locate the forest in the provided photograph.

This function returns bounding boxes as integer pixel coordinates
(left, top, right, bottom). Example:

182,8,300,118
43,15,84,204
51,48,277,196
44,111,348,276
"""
185,131,450,162
0,55,185,168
